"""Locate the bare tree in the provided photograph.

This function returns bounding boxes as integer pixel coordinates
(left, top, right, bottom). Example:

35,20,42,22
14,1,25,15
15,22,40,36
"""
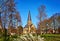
0,0,10,41
37,5,47,34
6,0,16,28
14,12,22,35
0,0,7,29
15,12,22,28
0,0,22,40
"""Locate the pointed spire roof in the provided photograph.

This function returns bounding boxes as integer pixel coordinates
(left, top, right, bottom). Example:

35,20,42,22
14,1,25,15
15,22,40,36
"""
28,10,31,21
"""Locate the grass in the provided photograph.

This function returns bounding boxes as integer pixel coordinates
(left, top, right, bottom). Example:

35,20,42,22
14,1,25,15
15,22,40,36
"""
40,34,60,41
0,34,60,41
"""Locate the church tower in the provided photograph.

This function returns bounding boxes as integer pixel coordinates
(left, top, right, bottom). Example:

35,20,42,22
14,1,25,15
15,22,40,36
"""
23,10,36,34
27,11,32,26
27,10,32,33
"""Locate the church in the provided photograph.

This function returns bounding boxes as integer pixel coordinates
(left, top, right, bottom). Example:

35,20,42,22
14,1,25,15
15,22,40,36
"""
23,11,36,34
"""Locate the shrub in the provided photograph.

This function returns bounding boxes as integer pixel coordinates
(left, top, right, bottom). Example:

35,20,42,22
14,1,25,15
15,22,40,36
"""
13,34,44,41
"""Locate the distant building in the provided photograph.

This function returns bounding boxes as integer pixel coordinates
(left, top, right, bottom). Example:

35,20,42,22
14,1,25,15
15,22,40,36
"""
17,26,23,34
8,25,23,35
8,26,17,35
23,11,36,34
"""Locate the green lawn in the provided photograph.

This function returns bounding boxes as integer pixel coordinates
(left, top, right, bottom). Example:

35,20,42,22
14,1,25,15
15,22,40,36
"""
41,34,60,41
0,34,60,41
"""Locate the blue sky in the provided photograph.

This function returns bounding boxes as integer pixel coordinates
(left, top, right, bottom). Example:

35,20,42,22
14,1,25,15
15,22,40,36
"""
16,0,60,27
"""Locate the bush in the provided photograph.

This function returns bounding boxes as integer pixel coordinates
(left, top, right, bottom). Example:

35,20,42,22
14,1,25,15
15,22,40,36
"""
13,34,44,41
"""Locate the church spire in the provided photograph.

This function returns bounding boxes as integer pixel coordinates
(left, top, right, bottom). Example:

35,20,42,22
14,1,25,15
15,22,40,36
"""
28,10,31,21
27,10,32,26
